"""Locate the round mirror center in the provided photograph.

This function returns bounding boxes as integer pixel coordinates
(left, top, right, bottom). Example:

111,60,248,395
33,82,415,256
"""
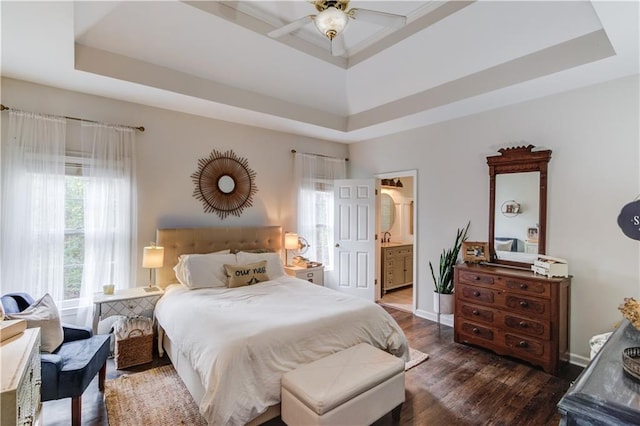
218,175,235,194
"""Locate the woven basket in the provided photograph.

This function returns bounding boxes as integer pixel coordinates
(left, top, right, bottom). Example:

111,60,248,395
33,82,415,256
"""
622,347,640,381
114,329,153,370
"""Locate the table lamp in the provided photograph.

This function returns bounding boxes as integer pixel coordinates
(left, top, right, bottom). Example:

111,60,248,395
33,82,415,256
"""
142,243,164,292
284,232,299,266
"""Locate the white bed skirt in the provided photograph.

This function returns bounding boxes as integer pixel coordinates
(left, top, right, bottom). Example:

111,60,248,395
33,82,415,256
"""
161,327,281,426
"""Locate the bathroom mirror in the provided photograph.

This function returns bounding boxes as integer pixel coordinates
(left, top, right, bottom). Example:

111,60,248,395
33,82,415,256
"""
380,193,395,233
488,145,551,267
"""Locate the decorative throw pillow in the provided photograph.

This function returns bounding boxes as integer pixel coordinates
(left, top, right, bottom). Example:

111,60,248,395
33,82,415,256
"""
495,240,513,252
224,261,269,288
236,251,285,279
173,252,237,288
6,293,63,353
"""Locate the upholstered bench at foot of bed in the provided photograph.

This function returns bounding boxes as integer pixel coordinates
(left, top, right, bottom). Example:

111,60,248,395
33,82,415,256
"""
281,343,405,426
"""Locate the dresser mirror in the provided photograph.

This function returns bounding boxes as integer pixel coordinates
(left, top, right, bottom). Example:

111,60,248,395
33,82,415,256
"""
488,145,551,267
380,193,395,232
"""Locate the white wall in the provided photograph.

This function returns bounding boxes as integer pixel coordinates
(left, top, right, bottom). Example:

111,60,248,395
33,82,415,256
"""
349,75,640,361
1,78,348,287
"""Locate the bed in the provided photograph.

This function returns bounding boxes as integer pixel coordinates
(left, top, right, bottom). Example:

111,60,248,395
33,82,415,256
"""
153,226,409,426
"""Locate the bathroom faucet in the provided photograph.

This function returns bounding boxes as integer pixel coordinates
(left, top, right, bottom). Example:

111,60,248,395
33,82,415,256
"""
383,232,391,243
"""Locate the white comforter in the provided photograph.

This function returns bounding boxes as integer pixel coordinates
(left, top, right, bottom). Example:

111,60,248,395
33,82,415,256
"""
155,275,409,426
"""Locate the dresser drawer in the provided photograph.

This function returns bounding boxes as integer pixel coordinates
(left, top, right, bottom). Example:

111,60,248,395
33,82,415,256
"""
458,303,495,325
285,266,324,286
503,314,550,339
504,334,548,358
504,294,549,318
503,278,551,298
460,322,494,342
458,270,495,286
299,269,323,285
100,296,161,318
458,283,496,305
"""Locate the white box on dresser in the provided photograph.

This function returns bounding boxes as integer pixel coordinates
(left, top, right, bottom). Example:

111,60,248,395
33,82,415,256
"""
1,328,42,426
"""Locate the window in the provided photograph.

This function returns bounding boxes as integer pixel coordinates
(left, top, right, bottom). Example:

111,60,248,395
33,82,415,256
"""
2,113,136,309
301,181,335,268
64,174,86,300
294,153,346,272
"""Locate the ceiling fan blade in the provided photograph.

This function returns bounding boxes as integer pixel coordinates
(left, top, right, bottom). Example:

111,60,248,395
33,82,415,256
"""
267,15,314,38
348,8,407,28
331,33,347,57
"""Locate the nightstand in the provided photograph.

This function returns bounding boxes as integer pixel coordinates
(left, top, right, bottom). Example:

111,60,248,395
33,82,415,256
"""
284,265,324,286
92,287,163,334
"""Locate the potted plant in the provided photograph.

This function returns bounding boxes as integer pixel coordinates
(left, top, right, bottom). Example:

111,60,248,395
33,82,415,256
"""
430,221,470,314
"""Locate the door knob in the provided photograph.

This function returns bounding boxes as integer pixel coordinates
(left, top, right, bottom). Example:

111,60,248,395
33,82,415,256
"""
335,243,340,247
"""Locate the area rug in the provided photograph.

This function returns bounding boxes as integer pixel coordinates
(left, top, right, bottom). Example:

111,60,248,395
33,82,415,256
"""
106,349,429,424
105,365,207,426
405,347,429,370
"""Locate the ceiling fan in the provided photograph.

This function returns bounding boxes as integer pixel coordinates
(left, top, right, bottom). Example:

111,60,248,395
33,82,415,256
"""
267,0,407,56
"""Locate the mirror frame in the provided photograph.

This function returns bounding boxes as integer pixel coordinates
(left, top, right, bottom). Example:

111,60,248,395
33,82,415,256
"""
488,145,551,268
380,193,395,233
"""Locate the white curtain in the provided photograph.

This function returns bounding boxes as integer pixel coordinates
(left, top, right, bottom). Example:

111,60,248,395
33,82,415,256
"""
1,111,67,300
293,153,346,269
77,123,137,323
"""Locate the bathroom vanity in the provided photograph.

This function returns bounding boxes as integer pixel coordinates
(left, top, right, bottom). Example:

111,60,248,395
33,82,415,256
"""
381,243,413,294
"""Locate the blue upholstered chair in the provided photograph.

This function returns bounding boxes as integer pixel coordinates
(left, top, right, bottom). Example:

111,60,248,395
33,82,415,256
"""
1,293,110,426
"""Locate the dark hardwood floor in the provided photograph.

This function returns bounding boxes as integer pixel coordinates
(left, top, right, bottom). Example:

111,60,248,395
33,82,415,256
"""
42,307,581,425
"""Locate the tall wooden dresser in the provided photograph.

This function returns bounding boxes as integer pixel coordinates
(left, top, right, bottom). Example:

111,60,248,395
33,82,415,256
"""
1,328,42,425
453,263,571,375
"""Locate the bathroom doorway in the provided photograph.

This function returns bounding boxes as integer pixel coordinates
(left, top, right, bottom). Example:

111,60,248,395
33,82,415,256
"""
376,170,416,313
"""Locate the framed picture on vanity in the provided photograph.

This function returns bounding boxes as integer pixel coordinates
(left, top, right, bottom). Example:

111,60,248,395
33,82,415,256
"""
462,241,489,263
527,227,539,241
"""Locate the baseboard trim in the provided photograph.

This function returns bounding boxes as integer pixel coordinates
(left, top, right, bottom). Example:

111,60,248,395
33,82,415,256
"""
569,353,590,368
415,309,453,327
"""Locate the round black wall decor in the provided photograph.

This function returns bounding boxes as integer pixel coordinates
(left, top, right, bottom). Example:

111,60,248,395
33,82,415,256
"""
618,199,640,241
191,149,257,219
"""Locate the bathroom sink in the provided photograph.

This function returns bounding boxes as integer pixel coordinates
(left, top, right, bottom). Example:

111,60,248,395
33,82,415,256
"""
381,241,410,247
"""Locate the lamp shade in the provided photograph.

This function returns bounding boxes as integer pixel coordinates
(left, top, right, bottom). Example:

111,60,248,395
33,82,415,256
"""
142,245,164,268
314,7,348,39
284,232,299,250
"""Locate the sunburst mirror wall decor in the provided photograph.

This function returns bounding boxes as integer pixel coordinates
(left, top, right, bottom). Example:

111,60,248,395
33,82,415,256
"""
191,149,258,219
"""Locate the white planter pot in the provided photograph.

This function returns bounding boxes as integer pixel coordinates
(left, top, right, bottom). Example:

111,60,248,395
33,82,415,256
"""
433,292,454,314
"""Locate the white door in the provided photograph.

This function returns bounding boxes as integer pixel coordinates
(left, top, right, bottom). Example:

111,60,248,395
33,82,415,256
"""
331,179,375,301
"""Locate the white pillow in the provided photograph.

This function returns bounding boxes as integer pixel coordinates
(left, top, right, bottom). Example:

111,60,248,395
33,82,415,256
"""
236,251,285,279
7,293,63,353
173,252,237,288
495,240,513,252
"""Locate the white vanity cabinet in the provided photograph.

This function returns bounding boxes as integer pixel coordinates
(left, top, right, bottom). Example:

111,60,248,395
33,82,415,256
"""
381,244,413,294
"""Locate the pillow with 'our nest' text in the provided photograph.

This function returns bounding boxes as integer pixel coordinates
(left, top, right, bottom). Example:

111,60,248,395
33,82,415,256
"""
224,260,269,288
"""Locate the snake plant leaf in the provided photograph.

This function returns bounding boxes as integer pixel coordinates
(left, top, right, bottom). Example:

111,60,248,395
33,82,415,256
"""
430,221,470,294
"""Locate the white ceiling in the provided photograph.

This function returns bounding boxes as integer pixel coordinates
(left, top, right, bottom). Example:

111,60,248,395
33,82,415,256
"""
1,1,638,143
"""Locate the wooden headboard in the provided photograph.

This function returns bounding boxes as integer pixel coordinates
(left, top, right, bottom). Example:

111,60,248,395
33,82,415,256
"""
155,226,282,288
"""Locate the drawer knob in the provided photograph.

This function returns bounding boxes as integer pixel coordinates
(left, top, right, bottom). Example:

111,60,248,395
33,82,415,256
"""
517,340,528,348
472,309,479,316
519,301,528,307
520,283,528,289
519,321,528,328
472,327,480,334
474,276,481,281
473,291,481,297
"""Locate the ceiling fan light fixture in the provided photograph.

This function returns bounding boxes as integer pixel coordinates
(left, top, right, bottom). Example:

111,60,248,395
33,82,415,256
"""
314,7,349,40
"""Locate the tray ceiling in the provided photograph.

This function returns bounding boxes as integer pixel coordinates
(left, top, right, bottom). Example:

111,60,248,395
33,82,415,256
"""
1,1,638,143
